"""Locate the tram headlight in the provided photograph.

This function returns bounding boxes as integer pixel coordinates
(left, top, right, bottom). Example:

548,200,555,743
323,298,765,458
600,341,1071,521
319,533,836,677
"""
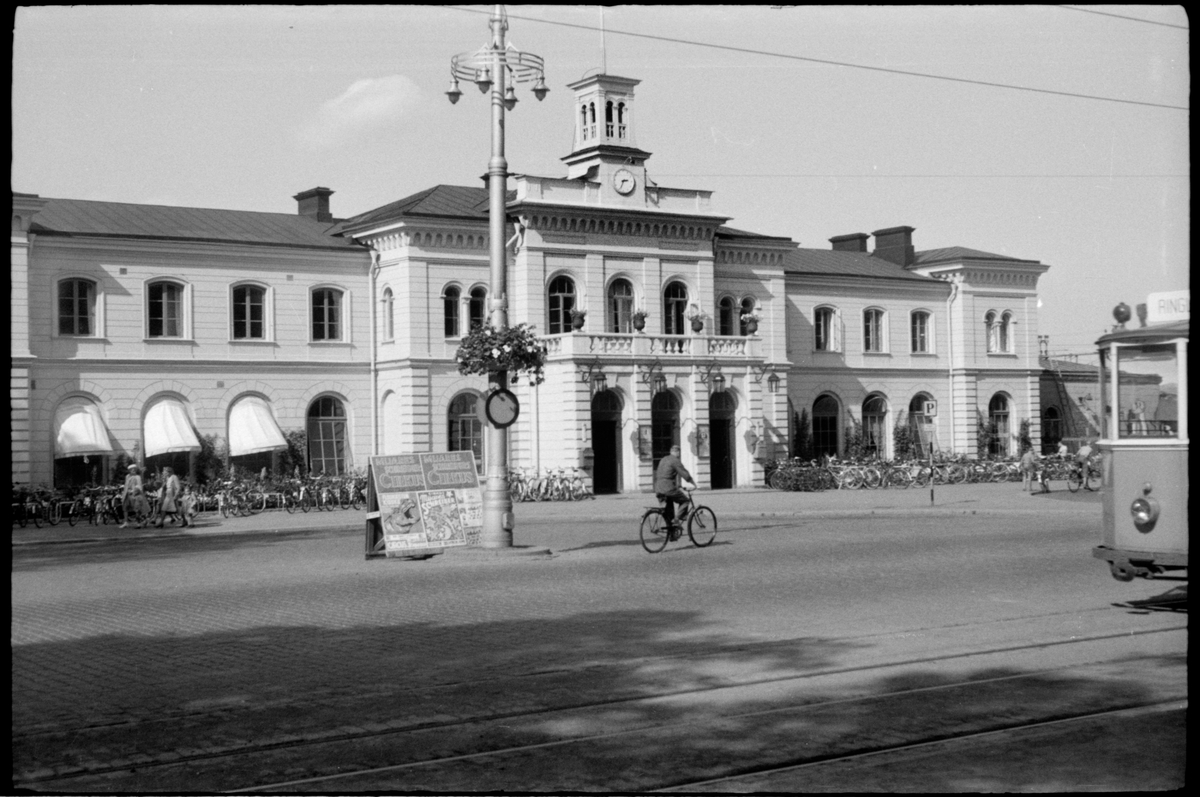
1130,484,1160,532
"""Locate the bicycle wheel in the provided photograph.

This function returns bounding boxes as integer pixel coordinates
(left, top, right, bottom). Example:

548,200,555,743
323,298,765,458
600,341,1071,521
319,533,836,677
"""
889,468,913,489
639,510,669,553
688,506,717,547
1067,468,1082,493
1085,466,1102,491
284,492,297,513
67,501,80,526
351,489,363,510
245,491,264,515
46,502,61,526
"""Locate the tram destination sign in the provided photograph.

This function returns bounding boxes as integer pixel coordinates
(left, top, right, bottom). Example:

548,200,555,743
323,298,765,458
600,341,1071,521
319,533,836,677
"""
365,452,482,558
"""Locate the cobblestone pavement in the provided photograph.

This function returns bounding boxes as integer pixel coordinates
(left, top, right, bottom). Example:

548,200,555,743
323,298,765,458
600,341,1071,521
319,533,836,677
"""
17,482,1170,792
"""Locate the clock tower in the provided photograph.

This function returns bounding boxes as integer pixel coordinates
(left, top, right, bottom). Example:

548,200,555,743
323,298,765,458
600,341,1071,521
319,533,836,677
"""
561,74,651,202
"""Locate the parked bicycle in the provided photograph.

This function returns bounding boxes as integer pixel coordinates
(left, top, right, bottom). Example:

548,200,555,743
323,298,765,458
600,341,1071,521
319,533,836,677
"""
639,487,717,553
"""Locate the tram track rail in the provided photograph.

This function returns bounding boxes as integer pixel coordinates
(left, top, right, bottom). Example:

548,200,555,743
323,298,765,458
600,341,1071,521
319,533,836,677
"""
15,623,1187,793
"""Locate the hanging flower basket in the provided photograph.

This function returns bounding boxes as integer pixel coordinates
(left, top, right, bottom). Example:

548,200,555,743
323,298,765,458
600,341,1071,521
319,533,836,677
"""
686,303,705,333
632,309,647,332
455,323,548,385
741,311,761,335
570,308,587,331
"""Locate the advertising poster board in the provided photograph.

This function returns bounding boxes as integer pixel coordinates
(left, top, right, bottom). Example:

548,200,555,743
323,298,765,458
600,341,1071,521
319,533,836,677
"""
364,452,482,559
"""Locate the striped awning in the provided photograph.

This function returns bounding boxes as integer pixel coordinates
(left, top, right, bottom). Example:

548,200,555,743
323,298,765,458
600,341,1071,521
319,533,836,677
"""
143,398,201,458
228,396,288,457
54,398,115,458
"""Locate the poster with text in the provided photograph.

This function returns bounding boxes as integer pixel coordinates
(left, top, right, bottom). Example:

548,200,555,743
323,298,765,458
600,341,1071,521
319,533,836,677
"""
369,452,481,555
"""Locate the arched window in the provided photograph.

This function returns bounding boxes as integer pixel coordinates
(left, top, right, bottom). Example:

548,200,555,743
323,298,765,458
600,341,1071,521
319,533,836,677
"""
548,276,576,334
382,287,394,341
863,308,886,353
814,306,839,352
443,285,461,337
999,311,1013,353
739,297,756,336
469,286,487,331
718,296,736,336
232,284,266,340
663,281,688,335
307,396,348,475
988,394,1010,456
448,393,483,467
985,311,998,353
908,393,935,455
311,288,343,341
607,278,634,333
910,310,931,353
812,395,839,458
58,278,96,336
616,102,627,138
148,281,185,338
863,395,888,458
605,100,614,137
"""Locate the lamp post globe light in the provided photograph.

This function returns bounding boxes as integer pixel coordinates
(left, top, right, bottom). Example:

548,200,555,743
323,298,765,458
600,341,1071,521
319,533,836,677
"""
447,5,548,548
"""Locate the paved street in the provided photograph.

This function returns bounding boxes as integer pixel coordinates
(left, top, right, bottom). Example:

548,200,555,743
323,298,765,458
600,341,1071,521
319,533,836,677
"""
12,484,1186,791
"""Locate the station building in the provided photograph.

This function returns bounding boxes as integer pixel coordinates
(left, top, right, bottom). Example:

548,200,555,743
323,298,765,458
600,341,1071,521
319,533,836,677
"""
11,73,1051,493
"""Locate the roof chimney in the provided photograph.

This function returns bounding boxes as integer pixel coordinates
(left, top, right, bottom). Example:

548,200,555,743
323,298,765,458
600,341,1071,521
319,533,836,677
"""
293,187,334,223
829,233,870,253
872,226,915,267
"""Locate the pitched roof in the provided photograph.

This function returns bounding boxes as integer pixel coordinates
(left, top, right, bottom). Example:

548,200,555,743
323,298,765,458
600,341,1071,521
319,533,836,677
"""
714,225,794,242
785,248,940,282
914,246,1041,265
30,198,359,250
339,185,507,233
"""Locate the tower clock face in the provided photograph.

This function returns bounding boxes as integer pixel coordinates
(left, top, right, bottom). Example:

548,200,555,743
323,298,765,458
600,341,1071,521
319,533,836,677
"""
613,168,636,195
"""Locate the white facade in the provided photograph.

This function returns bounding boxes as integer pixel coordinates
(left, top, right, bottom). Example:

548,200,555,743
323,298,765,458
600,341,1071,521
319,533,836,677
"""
11,73,1050,492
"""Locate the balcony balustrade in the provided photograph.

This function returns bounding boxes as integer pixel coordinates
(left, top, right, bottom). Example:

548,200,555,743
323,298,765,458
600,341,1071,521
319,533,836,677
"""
541,331,760,361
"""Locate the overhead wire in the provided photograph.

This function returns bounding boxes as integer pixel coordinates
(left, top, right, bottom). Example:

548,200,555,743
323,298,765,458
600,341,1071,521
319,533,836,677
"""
445,6,1187,112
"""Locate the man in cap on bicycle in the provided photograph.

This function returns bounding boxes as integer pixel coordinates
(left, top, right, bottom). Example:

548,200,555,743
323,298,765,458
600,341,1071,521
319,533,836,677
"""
654,444,695,538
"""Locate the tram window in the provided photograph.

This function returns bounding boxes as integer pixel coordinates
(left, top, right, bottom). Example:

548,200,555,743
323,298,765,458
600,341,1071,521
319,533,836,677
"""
1116,343,1180,438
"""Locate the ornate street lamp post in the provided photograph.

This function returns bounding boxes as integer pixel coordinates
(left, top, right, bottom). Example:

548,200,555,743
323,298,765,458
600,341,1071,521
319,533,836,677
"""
447,5,548,548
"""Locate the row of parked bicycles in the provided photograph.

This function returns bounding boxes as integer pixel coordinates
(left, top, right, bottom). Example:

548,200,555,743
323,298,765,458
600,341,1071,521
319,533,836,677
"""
508,467,594,502
11,473,373,528
765,454,1103,493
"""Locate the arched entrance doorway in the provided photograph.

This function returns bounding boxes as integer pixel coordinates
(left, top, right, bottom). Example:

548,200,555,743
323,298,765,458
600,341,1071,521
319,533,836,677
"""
863,395,888,459
812,394,839,458
651,390,681,472
591,390,622,494
909,393,935,456
709,391,737,489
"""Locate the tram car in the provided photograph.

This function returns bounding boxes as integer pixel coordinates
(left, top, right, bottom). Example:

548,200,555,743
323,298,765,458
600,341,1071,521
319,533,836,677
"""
1092,300,1188,581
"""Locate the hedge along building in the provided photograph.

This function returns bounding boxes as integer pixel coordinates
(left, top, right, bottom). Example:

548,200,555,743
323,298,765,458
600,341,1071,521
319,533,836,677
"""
11,72,1051,492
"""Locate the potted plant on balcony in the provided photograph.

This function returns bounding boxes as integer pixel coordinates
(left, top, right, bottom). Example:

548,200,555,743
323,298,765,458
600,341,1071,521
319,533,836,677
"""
740,309,761,335
686,304,705,333
455,323,548,385
569,307,587,331
631,309,647,332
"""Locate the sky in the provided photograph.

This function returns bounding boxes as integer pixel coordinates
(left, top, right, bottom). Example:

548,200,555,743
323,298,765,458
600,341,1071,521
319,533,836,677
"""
11,5,1189,358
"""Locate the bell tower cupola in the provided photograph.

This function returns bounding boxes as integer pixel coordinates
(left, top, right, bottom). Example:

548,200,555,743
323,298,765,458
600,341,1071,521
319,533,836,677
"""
561,74,652,194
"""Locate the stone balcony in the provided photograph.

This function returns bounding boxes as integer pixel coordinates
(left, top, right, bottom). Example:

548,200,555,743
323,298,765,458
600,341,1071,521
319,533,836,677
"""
541,332,762,362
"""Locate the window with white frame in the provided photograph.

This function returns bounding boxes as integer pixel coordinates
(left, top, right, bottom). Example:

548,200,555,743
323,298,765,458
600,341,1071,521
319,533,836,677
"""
718,296,736,336
382,287,395,341
999,311,1013,353
469,286,487,331
147,280,185,338
985,311,998,353
443,285,461,337
607,278,634,333
910,310,931,353
448,393,483,468
307,395,348,475
739,297,756,336
863,308,886,353
311,288,343,341
548,276,576,334
814,306,839,352
231,284,267,340
58,278,96,336
663,281,688,335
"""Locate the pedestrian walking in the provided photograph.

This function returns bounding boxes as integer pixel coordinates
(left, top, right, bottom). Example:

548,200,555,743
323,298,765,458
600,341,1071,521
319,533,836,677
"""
119,463,148,528
157,466,184,528
1020,447,1037,492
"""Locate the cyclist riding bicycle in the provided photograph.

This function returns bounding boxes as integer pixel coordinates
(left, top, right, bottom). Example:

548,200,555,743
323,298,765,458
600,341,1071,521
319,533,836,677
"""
654,444,695,539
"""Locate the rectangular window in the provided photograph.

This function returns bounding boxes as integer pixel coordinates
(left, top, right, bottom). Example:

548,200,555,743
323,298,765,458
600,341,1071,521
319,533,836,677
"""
58,279,94,336
864,309,884,353
148,282,182,338
233,285,265,339
312,289,341,341
815,307,837,351
911,312,929,353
